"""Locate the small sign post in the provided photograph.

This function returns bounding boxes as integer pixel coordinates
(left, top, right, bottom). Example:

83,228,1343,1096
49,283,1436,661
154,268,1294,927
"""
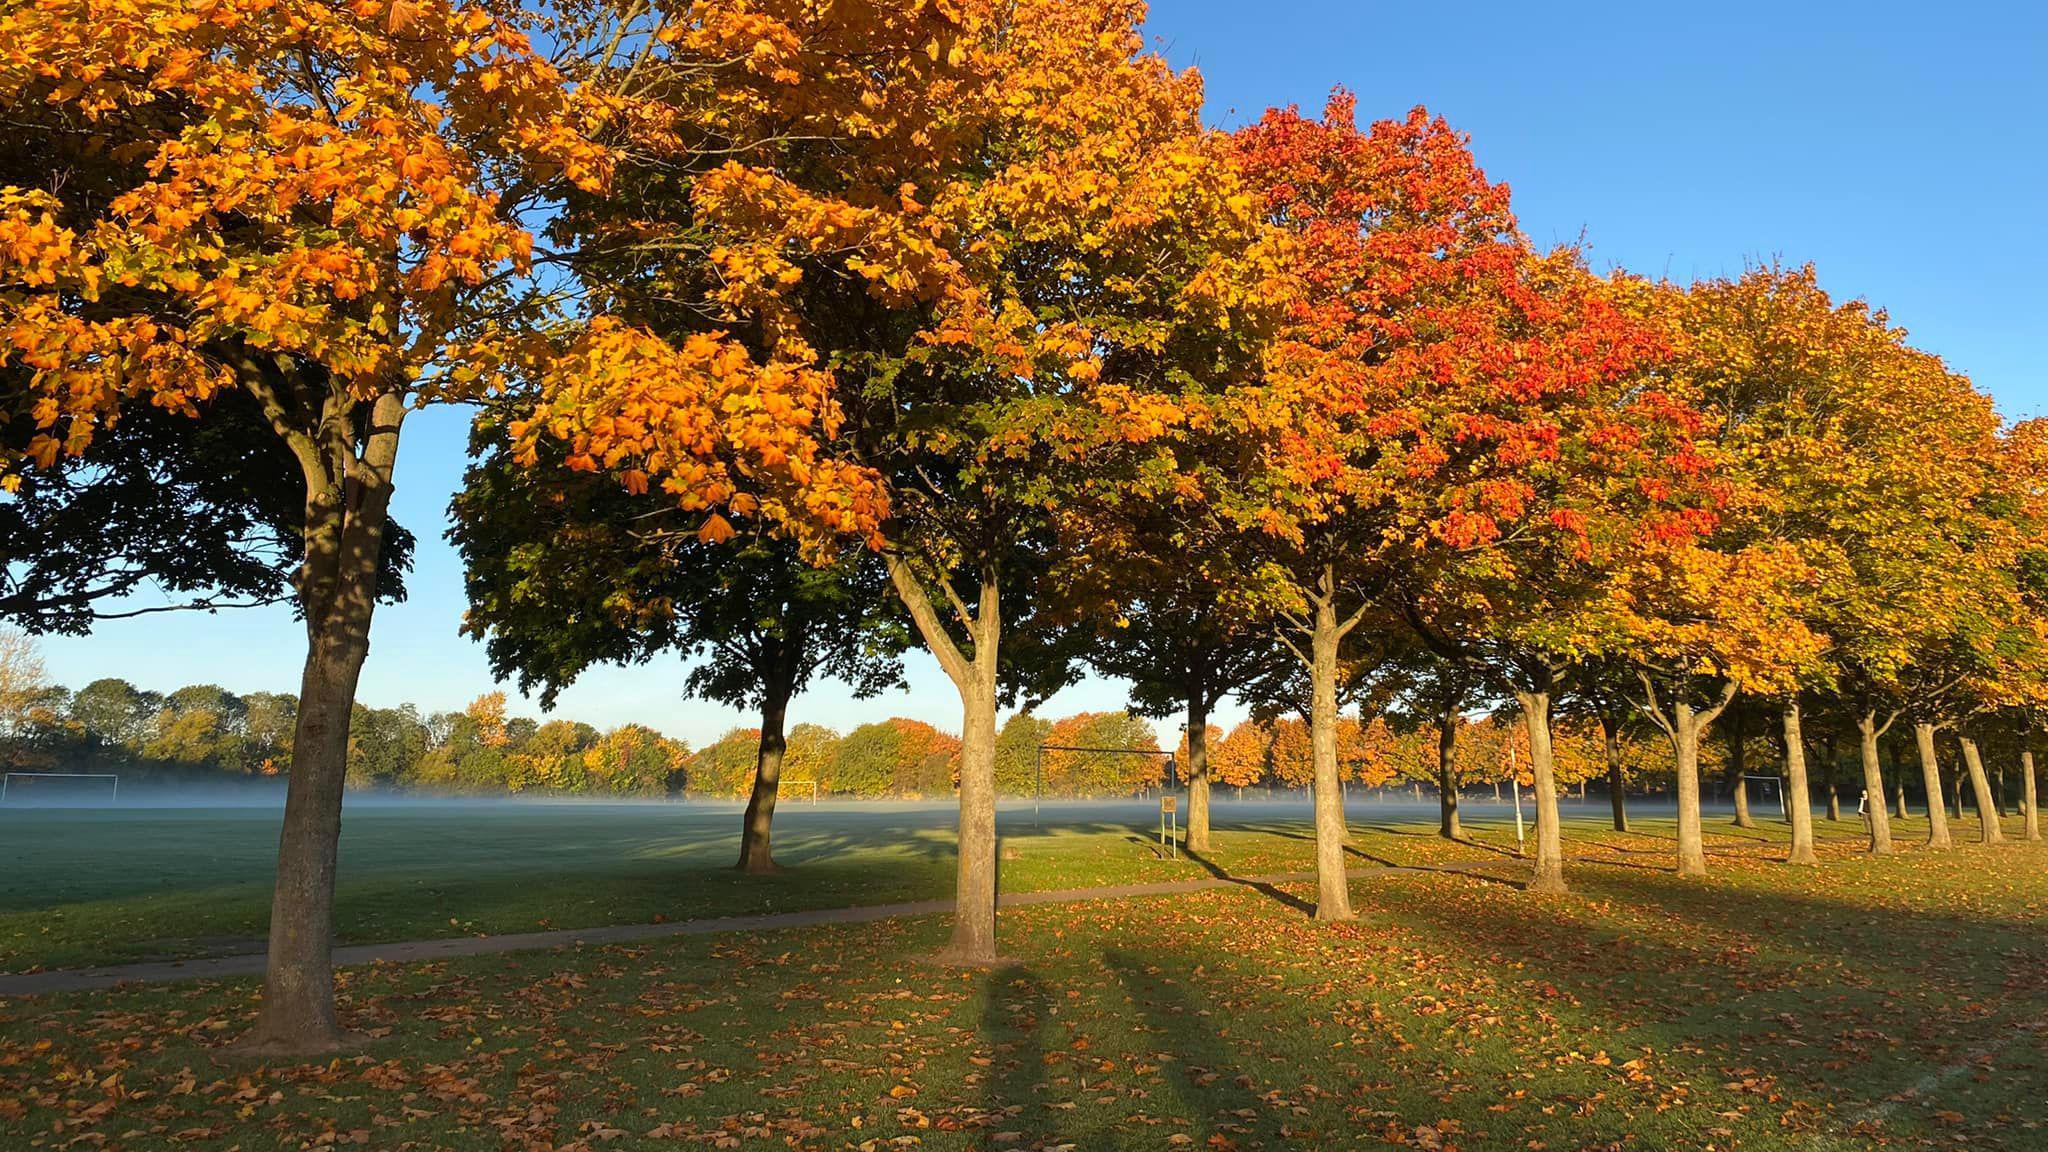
1159,794,1179,860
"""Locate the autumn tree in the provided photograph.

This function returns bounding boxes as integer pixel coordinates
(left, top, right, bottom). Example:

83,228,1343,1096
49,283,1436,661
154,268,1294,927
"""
453,422,905,873
1227,96,1660,907
0,0,617,1050
516,0,1267,963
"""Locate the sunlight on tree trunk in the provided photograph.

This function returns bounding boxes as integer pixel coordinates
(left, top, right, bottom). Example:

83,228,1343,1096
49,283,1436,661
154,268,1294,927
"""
1782,703,1817,866
1856,713,1894,855
737,684,790,875
1518,688,1566,894
1186,693,1213,853
1308,584,1354,922
1959,737,2004,845
1436,708,1462,841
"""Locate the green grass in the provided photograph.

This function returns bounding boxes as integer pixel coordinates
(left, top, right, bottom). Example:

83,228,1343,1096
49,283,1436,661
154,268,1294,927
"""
2,799,1510,972
1,814,2043,1151
0,799,2026,974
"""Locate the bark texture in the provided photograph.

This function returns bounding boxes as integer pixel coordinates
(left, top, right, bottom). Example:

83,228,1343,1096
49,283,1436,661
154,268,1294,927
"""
887,557,1004,963
2023,749,2041,842
1518,687,1566,894
1185,693,1213,853
1601,714,1629,832
1781,702,1817,866
1959,737,2004,845
1728,708,1753,828
736,676,792,875
1307,581,1355,921
1855,713,1894,855
247,388,406,1055
1436,707,1462,841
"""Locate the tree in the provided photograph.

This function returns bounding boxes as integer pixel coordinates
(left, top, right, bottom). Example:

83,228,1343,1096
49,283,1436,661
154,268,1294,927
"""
454,423,904,873
995,713,1054,797
1227,95,1658,908
1039,712,1163,797
517,0,1266,963
0,629,48,764
1,0,615,1051
1211,721,1272,791
828,719,961,799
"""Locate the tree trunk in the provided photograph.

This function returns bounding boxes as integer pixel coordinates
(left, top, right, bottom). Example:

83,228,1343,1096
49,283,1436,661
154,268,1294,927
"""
1855,712,1893,855
1672,704,1707,877
2022,748,2041,842
245,391,404,1056
1602,714,1628,832
1517,687,1566,894
1728,708,1753,828
887,557,1003,964
1308,588,1354,921
1884,739,1908,819
1185,692,1212,853
1914,723,1952,848
1958,736,2004,845
1436,708,1462,841
1823,734,1842,822
1782,702,1817,866
736,673,792,874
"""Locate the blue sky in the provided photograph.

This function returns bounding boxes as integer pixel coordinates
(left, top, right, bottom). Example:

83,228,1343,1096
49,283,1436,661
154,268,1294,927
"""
35,1,2048,747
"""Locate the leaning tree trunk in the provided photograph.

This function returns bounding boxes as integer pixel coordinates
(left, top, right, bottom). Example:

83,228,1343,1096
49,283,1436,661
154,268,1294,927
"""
2022,748,2041,842
887,558,1004,964
1307,591,1354,921
1727,708,1753,829
1672,704,1708,877
736,668,794,874
248,393,404,1055
1602,714,1629,832
1855,712,1893,855
1785,701,1818,860
1517,687,1566,894
1958,736,2004,845
1782,702,1818,866
1436,709,1462,841
1185,692,1213,853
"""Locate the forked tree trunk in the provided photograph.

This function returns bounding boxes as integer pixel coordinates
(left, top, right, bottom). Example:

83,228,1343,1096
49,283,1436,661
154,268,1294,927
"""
247,390,405,1055
887,557,1003,963
1601,714,1628,832
1307,584,1355,922
1958,736,2004,845
2022,748,2041,842
1517,686,1566,894
1644,677,1735,879
1855,712,1893,855
1185,692,1213,853
1781,702,1817,866
1728,708,1753,828
737,670,794,874
1436,708,1462,841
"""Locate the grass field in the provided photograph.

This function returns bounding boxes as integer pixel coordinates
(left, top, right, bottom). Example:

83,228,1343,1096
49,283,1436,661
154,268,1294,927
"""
3,801,2045,1150
1,796,1524,973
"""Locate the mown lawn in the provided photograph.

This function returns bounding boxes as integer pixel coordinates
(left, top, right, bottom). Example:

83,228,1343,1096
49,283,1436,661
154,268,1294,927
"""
0,798,1504,973
1,821,2044,1151
0,797,2024,975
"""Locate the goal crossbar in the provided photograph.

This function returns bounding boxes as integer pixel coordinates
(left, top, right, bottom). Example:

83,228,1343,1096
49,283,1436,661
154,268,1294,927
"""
1,772,120,804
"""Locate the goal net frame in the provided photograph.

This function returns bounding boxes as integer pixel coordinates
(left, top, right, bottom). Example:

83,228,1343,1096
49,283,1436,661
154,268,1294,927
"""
0,772,120,805
1742,773,1787,818
781,779,820,803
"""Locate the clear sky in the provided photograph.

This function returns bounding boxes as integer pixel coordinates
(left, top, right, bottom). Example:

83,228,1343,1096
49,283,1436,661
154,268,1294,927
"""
34,0,2048,748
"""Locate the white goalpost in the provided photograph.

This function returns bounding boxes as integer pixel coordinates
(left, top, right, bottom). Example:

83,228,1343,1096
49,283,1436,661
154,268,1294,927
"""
782,779,820,803
0,772,121,806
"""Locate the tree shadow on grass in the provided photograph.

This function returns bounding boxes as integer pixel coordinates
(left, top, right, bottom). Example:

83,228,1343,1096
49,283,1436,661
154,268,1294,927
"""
1180,848,1314,914
1363,856,2048,1143
1102,949,1274,1148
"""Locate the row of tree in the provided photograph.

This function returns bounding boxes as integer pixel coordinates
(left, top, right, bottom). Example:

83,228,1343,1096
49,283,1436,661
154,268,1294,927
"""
7,0,2046,1053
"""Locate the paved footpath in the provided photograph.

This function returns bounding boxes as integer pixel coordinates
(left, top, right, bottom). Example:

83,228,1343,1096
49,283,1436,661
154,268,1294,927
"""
0,861,1508,997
